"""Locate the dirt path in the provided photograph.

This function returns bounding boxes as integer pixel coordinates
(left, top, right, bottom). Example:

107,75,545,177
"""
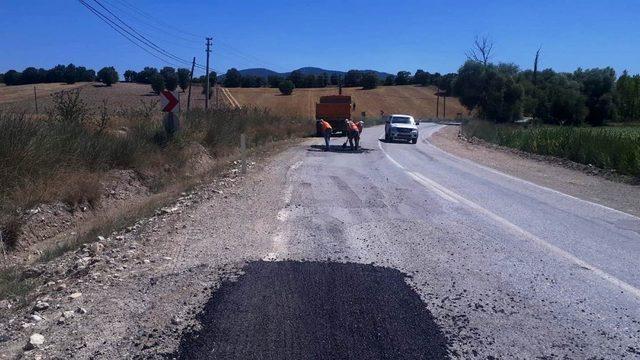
430,125,640,217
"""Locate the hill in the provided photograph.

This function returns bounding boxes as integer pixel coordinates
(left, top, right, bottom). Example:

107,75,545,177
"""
226,85,466,121
236,67,393,80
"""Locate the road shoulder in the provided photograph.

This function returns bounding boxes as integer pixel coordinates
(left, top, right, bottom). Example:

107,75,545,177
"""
430,125,640,218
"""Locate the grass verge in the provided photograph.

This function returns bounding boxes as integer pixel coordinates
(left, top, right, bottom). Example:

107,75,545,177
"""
462,120,640,177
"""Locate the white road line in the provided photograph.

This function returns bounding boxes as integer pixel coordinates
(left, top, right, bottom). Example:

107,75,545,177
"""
423,125,640,221
378,137,640,300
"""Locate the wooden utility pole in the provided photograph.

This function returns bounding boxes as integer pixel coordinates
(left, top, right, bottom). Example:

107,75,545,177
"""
187,57,195,111
205,37,212,109
443,95,447,119
435,95,439,118
33,86,38,114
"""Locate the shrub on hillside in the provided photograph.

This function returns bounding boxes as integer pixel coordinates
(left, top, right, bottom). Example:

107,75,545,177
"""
150,75,165,95
97,67,119,86
278,80,294,95
361,72,378,90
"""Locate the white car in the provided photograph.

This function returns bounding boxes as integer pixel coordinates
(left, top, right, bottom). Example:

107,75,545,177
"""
384,114,419,144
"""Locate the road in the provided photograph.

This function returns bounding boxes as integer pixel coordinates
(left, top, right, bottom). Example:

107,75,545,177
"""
177,123,640,359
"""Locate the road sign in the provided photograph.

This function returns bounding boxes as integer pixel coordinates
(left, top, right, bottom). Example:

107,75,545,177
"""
160,90,180,113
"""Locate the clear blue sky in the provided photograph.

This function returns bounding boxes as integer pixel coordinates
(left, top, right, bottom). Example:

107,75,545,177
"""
2,0,639,77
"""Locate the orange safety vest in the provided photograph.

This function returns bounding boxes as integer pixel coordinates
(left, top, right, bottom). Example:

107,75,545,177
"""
320,120,332,132
356,121,363,132
347,121,359,133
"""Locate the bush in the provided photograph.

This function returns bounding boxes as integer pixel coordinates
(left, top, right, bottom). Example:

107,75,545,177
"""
150,74,165,95
165,73,178,91
361,72,378,90
177,68,190,91
278,80,294,95
97,67,119,86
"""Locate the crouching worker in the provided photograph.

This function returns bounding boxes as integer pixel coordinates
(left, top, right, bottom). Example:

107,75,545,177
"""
344,119,360,151
317,118,332,151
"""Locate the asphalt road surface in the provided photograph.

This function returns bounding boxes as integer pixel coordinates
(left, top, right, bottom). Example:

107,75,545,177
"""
178,124,640,359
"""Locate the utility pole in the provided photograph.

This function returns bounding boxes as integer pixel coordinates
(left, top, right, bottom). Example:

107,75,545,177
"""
205,37,212,110
187,57,195,111
33,86,38,114
436,94,439,118
443,95,447,119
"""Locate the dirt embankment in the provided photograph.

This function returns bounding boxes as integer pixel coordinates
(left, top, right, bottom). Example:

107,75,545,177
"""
431,125,640,217
0,145,291,359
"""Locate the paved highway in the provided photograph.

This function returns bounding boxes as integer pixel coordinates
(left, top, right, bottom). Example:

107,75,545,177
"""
179,124,640,359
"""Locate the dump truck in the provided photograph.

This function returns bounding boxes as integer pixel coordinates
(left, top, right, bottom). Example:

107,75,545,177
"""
315,95,352,135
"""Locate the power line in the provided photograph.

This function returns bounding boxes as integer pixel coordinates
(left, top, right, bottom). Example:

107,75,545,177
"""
79,0,218,73
111,0,202,39
78,0,185,68
87,0,207,70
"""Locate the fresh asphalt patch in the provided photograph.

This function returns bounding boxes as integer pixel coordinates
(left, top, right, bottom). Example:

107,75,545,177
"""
175,261,450,359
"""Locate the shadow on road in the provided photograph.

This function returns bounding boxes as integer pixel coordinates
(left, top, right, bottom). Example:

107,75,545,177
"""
175,261,450,360
307,144,373,153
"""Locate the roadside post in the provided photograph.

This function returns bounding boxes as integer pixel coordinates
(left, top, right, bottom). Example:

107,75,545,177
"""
240,133,247,174
160,90,180,136
361,111,366,124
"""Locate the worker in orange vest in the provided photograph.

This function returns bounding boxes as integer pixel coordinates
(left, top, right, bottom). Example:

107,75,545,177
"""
317,119,332,151
342,119,360,151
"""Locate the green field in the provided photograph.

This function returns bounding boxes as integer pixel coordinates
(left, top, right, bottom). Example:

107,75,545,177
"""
462,121,640,176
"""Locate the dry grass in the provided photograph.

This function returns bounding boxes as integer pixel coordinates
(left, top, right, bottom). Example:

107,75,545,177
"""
227,85,467,121
0,82,215,113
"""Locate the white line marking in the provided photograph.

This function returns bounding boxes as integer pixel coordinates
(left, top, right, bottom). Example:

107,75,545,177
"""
424,125,640,221
379,136,640,300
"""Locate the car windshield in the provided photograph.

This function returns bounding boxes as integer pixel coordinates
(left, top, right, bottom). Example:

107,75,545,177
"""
391,116,413,124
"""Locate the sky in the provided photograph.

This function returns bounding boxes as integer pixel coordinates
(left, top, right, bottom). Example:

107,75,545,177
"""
2,0,639,77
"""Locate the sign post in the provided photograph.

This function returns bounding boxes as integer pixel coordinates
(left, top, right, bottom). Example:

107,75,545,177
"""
240,133,247,174
160,90,180,136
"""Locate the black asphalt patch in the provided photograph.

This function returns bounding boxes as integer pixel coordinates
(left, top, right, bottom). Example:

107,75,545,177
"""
175,261,450,359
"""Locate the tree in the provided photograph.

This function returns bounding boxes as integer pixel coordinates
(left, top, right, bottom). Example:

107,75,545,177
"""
160,67,176,80
165,73,178,91
303,74,317,88
21,67,40,84
124,70,137,82
330,73,340,86
453,61,523,122
278,80,294,95
150,74,165,95
466,35,494,66
361,72,378,90
136,67,159,84
413,69,428,86
344,70,362,87
0,72,3,84
63,64,77,84
395,71,411,85
616,71,640,122
383,75,395,86
47,65,66,83
318,73,329,87
268,75,282,88
223,68,242,87
3,70,21,85
574,67,617,126
177,68,191,92
97,67,119,86
288,70,303,88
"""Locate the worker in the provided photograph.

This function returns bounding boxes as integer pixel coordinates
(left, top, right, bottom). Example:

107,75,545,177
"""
317,118,332,151
341,119,360,151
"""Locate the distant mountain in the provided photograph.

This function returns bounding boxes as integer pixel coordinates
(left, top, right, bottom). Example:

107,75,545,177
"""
236,67,393,80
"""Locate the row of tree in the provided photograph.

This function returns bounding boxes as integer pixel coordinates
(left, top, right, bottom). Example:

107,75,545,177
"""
451,37,640,125
454,60,636,126
217,68,458,92
0,64,120,86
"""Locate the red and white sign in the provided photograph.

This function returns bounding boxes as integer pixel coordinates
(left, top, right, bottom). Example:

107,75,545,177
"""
160,90,180,113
